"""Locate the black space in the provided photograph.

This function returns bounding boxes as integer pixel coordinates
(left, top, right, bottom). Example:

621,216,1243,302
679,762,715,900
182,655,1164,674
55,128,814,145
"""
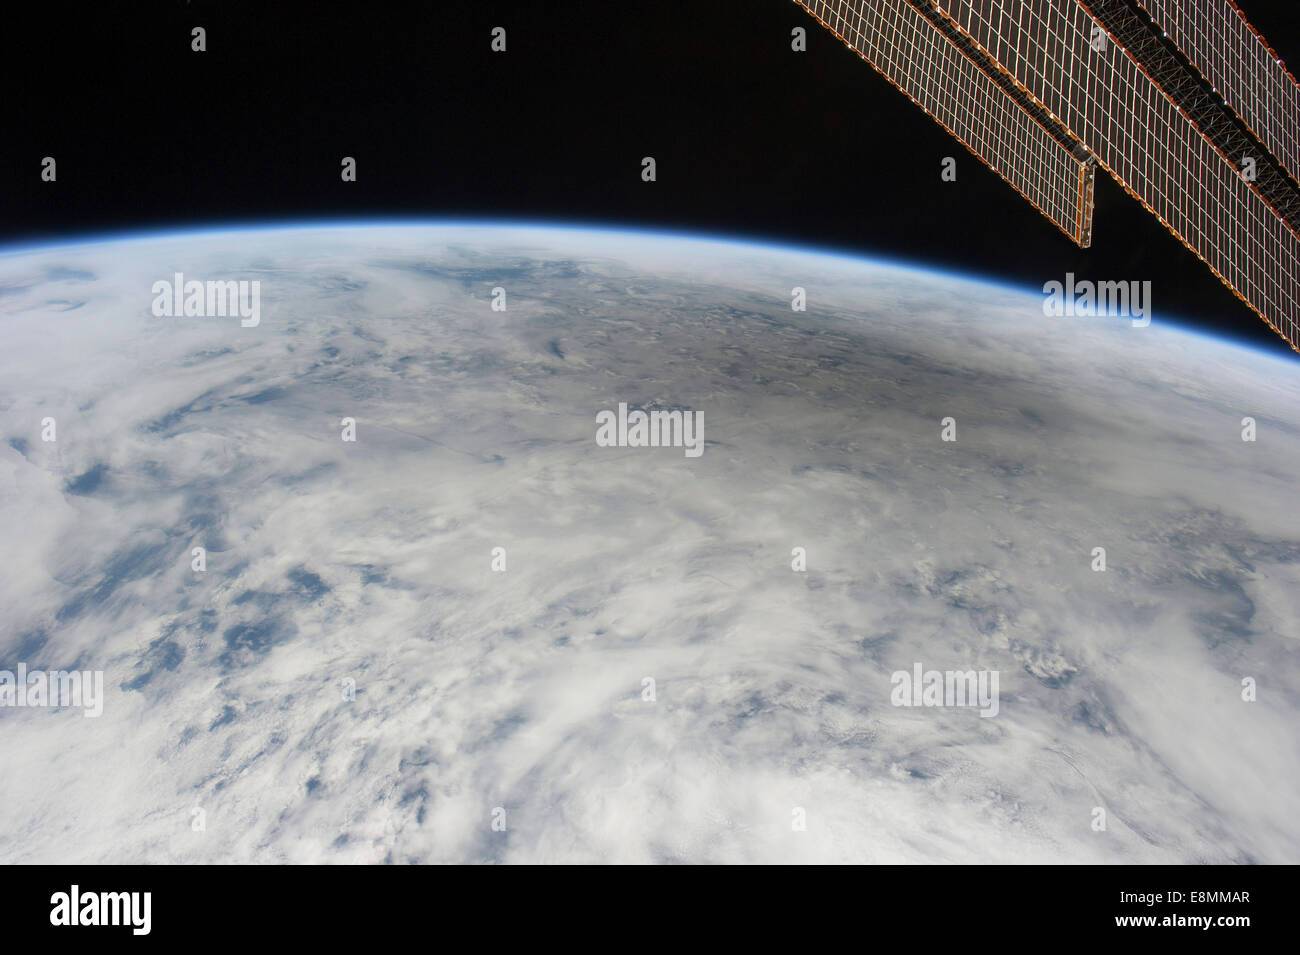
3,0,1299,357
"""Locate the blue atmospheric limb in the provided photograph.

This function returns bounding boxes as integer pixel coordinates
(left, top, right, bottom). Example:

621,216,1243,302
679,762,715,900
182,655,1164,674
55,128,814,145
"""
0,218,1293,362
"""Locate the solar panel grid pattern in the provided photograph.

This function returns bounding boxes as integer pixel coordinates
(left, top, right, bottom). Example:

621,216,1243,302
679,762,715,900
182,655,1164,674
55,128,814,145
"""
795,0,1092,245
1134,0,1300,189
934,0,1298,349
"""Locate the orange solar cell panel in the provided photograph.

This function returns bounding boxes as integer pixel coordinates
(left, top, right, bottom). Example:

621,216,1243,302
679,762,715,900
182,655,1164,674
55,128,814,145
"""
932,0,1299,351
794,0,1095,247
1135,0,1300,189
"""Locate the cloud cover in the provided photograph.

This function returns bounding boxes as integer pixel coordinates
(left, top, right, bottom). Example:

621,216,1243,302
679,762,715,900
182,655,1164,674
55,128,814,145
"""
0,225,1297,863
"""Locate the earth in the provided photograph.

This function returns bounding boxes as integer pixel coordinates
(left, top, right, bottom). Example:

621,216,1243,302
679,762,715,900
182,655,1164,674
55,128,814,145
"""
0,223,1297,864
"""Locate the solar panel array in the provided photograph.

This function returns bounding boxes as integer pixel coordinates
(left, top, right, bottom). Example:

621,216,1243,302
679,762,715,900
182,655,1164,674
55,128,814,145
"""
1134,0,1300,189
793,0,1095,246
928,0,1298,350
